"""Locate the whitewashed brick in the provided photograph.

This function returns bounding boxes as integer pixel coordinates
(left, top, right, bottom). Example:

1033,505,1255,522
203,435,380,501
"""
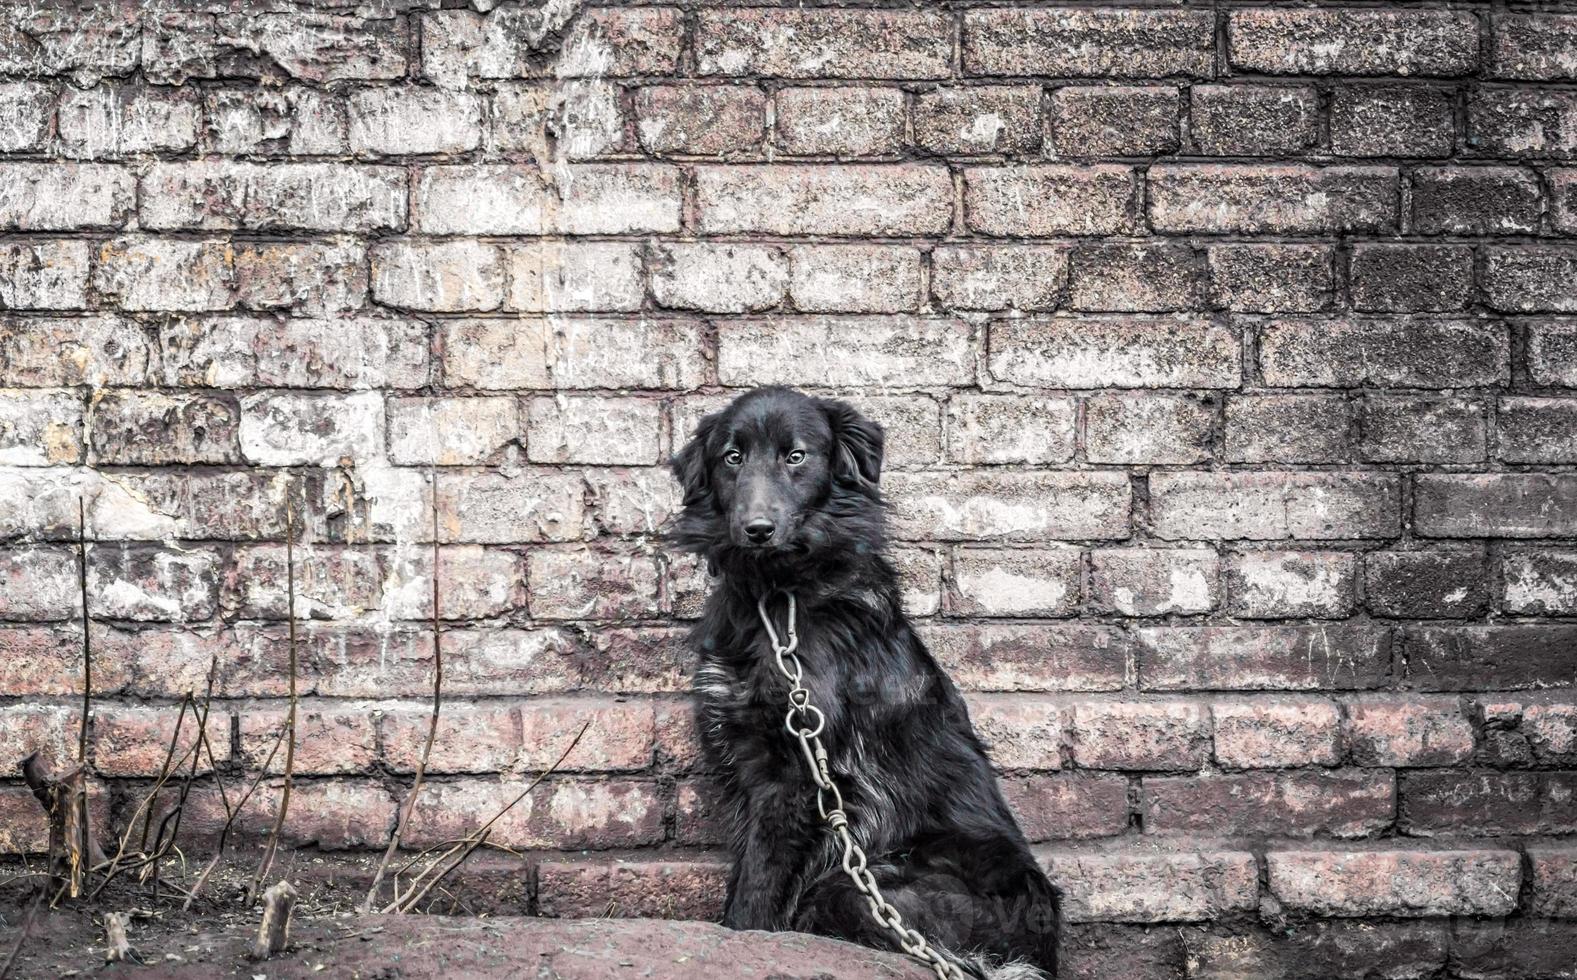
388,397,520,466
0,391,84,467
349,86,482,155
952,547,1082,617
505,243,643,313
527,396,663,465
947,394,1077,465
94,237,234,312
239,391,383,466
370,240,504,312
415,164,682,235
0,242,90,310
789,245,922,313
650,243,788,313
58,85,200,158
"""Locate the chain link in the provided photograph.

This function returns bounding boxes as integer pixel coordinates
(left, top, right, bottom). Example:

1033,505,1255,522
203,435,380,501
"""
755,592,965,980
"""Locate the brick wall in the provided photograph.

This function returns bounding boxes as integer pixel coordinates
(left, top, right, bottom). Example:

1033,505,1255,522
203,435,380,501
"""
2,0,1576,974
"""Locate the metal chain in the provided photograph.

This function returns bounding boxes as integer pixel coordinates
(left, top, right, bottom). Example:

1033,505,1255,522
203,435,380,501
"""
755,592,965,980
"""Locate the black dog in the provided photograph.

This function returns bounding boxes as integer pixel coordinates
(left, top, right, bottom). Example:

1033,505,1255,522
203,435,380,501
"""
670,386,1059,978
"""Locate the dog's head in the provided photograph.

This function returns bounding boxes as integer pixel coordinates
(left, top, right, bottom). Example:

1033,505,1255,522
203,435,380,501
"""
669,387,885,571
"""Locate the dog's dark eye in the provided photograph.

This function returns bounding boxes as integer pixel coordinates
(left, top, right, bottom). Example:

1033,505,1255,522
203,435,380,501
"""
723,450,743,466
786,450,806,465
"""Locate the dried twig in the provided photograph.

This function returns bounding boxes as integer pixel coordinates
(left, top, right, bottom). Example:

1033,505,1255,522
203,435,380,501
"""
145,654,219,897
364,470,444,912
247,505,300,903
391,830,489,915
102,912,132,963
76,498,91,765
90,695,196,899
249,880,297,960
68,497,93,898
183,720,285,910
383,721,590,914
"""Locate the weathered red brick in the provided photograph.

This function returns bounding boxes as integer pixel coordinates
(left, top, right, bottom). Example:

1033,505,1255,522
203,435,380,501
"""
1049,87,1179,157
965,9,1214,78
404,778,663,849
635,85,765,156
888,470,1130,542
441,318,707,391
718,316,972,388
1225,551,1356,619
0,163,133,230
1207,244,1332,313
1468,89,1577,159
1366,550,1490,619
240,703,376,775
1330,87,1455,158
697,165,951,236
1002,774,1131,842
966,695,1065,770
1230,10,1478,77
1350,245,1472,313
1089,548,1218,617
1044,848,1258,924
1213,699,1341,769
1152,471,1399,541
950,547,1081,618
526,547,662,621
649,243,787,314
140,161,405,232
92,703,230,776
1416,474,1577,539
931,245,1068,312
1139,625,1392,692
420,7,681,84
538,858,727,920
774,87,905,157
1143,771,1393,838
1085,393,1213,465
1492,13,1577,81
1411,166,1542,235
946,394,1076,466
1259,318,1508,388
989,317,1239,388
526,396,661,466
1223,394,1351,464
1400,771,1542,837
0,241,90,310
697,9,950,80
1267,849,1520,917
1404,626,1577,692
1072,700,1209,771
965,165,1135,236
1149,165,1397,234
914,86,1041,156
788,245,921,314
1069,243,1202,313
921,623,1129,693
1191,86,1318,156
414,164,680,236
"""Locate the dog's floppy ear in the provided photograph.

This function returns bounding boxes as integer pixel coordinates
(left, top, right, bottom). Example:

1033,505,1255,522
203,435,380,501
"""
820,398,884,489
670,411,720,506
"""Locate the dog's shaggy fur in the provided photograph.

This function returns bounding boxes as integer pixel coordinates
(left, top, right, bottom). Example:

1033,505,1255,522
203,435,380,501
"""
670,387,1060,978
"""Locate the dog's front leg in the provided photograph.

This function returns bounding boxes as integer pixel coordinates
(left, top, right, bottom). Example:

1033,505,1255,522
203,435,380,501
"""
723,837,802,929
722,807,814,930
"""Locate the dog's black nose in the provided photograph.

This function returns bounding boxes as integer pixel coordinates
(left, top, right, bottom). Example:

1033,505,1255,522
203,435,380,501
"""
744,518,776,544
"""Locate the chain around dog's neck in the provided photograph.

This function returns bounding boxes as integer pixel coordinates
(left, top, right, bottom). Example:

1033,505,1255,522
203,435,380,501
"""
752,591,963,980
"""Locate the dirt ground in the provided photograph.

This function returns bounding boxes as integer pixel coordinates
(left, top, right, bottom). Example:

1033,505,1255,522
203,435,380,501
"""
0,908,933,979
